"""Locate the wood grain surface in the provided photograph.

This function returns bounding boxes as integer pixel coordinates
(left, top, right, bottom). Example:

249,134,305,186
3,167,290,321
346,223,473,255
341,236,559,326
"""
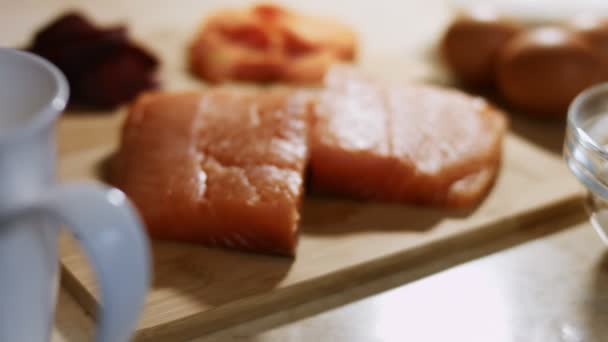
0,0,587,341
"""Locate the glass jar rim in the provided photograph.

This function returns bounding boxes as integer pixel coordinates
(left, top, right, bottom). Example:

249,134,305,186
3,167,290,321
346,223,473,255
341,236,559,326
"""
568,82,608,160
565,82,608,200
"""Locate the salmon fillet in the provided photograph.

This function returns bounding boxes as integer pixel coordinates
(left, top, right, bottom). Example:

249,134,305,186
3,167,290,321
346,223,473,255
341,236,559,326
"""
111,89,310,256
189,4,356,84
310,66,508,207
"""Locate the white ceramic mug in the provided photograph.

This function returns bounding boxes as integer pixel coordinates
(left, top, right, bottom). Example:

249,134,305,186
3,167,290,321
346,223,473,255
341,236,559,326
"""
0,48,150,341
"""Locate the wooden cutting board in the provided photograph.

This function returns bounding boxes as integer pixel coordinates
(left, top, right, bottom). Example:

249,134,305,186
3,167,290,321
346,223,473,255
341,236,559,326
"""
57,125,583,342
0,0,586,341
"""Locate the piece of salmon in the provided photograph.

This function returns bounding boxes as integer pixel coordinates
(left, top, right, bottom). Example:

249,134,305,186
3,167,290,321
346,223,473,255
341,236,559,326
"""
111,89,310,256
310,66,508,207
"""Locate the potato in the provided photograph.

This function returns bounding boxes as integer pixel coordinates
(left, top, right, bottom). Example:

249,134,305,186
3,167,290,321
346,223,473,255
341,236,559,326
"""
496,26,604,117
441,7,523,87
568,14,608,77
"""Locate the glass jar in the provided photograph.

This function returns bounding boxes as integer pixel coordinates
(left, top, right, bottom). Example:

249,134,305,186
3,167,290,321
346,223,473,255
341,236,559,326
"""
565,82,608,244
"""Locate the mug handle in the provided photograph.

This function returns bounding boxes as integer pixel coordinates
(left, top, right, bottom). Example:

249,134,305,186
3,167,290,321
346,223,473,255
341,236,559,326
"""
35,182,150,342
